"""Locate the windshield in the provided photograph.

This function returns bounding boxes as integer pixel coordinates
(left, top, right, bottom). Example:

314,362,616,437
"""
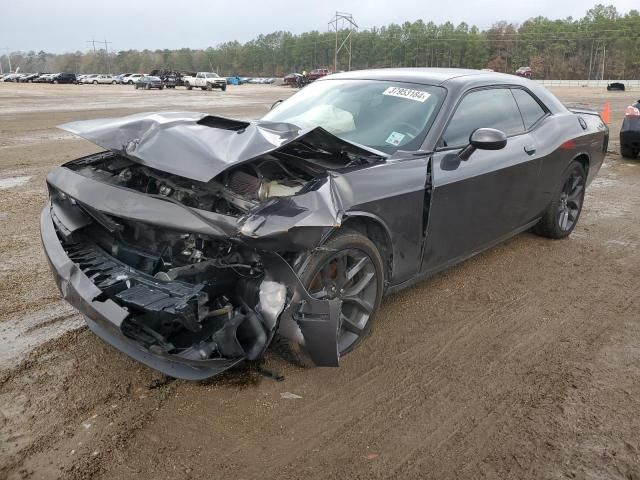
262,79,445,153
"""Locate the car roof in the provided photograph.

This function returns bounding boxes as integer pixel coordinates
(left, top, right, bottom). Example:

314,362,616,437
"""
323,67,566,114
326,67,531,87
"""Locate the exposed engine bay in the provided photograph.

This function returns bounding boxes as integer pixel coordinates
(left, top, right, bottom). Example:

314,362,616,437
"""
66,150,323,216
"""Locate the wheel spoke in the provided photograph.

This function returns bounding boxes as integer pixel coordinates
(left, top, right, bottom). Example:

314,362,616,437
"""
559,209,569,230
340,313,363,335
568,185,583,203
342,295,373,314
334,254,348,289
570,175,580,191
344,272,375,297
346,256,370,282
568,207,579,221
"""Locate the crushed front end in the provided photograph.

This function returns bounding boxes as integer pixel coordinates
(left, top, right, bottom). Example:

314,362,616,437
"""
40,150,354,379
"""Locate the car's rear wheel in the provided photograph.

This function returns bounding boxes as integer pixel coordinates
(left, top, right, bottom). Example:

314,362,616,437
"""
186,83,192,90
272,229,384,367
621,145,636,159
534,161,586,239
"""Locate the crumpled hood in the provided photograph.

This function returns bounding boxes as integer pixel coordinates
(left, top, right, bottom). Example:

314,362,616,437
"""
59,111,384,182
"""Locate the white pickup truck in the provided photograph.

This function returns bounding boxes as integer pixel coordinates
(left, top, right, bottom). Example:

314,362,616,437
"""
183,72,227,91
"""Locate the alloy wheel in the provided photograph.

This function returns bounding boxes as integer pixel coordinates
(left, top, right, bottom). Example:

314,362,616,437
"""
307,248,378,353
558,170,584,231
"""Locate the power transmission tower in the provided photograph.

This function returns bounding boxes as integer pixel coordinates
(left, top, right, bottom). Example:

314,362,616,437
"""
103,38,113,74
329,12,358,72
86,39,97,54
86,38,112,74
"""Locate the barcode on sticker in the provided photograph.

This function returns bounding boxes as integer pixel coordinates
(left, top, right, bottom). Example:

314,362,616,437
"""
383,87,431,102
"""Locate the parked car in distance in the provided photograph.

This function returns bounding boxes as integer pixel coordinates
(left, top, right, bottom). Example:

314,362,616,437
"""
307,68,331,81
79,74,99,84
33,73,54,83
515,66,533,78
92,74,118,85
124,74,143,85
135,75,164,90
161,74,177,88
19,73,40,83
3,73,23,82
620,99,640,159
183,72,227,91
114,73,130,84
51,73,77,84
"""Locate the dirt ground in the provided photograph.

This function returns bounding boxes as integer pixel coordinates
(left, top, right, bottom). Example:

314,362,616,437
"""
0,82,638,480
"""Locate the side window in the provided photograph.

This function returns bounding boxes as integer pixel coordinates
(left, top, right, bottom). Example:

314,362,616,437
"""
511,88,547,129
196,73,203,79
442,88,525,148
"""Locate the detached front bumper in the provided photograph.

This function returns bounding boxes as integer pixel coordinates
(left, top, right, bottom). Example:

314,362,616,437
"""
40,205,242,380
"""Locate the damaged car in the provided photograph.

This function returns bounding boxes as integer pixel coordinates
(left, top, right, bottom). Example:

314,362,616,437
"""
41,69,609,379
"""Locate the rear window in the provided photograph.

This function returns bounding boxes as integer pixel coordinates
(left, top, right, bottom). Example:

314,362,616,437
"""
511,88,547,129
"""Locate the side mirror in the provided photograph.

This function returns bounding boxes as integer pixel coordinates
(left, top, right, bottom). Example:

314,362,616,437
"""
459,128,507,161
270,99,283,110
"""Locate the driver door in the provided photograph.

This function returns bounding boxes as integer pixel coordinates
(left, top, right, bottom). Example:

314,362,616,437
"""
421,87,542,273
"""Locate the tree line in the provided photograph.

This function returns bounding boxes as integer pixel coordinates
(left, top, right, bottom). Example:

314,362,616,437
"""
2,4,639,80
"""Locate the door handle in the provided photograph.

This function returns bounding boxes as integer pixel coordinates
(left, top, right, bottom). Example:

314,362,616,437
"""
524,145,537,155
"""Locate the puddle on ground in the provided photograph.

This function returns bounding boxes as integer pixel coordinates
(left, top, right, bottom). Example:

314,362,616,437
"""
0,176,31,189
0,303,84,371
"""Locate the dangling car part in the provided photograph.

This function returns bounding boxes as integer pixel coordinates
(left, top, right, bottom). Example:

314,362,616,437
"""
41,69,608,380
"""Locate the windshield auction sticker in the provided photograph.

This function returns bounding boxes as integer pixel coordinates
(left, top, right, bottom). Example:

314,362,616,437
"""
383,87,431,102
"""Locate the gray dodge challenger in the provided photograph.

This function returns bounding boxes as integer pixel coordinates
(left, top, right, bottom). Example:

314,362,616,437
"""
41,69,609,379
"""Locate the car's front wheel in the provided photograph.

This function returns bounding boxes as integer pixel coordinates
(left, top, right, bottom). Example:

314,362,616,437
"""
534,161,586,239
272,229,384,366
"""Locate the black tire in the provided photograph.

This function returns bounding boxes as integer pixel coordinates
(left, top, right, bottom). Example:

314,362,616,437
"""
621,145,636,159
534,161,586,239
221,84,227,91
53,80,59,84
272,229,385,367
160,85,164,90
186,83,192,90
135,84,139,89
112,80,117,85
93,80,98,84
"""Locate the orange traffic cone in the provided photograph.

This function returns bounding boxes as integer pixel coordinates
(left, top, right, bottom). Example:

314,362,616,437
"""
600,102,610,123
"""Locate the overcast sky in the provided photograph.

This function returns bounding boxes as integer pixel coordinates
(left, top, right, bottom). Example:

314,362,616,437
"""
2,0,638,53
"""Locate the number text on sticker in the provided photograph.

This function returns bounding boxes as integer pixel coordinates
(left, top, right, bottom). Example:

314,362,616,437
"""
383,87,431,103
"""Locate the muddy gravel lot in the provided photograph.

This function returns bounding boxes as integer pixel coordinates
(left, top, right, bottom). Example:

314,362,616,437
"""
0,82,639,480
